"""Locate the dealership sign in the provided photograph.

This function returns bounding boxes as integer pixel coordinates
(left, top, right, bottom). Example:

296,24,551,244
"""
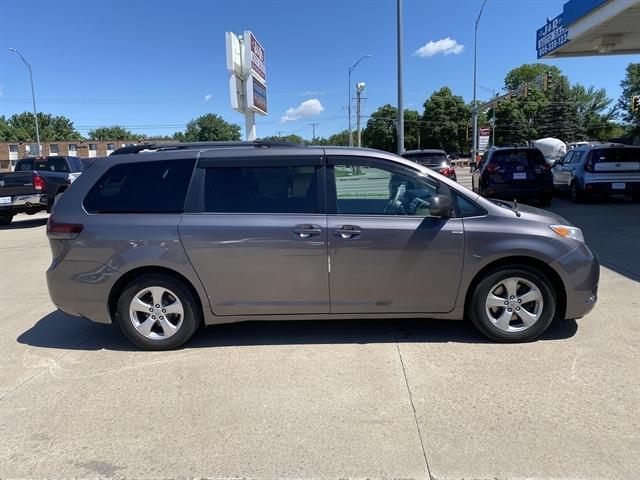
536,14,569,58
478,127,491,154
245,32,266,82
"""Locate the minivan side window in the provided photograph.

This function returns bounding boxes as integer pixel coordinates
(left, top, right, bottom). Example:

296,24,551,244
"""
203,166,319,213
84,159,195,214
330,160,438,216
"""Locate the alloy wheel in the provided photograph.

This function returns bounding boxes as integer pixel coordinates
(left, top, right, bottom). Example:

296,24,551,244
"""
129,286,184,340
485,277,544,332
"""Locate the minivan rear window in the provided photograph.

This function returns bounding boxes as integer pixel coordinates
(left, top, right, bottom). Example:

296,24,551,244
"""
203,166,319,213
84,159,195,214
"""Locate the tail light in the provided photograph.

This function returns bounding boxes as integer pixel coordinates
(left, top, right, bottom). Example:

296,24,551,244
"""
486,164,498,173
585,161,594,173
33,174,45,191
535,163,551,173
440,167,455,176
46,216,83,240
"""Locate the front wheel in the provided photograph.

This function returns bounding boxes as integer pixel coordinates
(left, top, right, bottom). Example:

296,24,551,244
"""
116,274,201,350
469,266,556,342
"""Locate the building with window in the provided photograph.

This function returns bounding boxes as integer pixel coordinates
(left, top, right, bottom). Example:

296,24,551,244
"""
0,140,172,171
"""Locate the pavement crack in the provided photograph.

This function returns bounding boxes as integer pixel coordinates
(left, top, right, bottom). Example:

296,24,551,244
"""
394,331,433,480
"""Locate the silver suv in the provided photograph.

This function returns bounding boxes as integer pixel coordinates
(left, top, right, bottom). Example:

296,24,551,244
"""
46,142,599,350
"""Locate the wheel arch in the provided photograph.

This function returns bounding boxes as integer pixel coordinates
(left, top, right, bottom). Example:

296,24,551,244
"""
108,266,204,324
464,255,567,320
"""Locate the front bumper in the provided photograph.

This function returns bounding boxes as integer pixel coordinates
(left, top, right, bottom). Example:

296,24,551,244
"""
550,244,600,319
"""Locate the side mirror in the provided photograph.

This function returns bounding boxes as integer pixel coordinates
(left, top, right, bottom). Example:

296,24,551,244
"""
429,194,453,218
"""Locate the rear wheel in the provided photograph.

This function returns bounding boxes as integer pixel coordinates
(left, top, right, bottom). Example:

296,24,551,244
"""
0,214,13,226
469,266,556,342
116,274,200,350
570,182,584,203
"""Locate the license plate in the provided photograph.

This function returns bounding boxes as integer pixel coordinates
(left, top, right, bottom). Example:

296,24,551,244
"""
0,196,11,205
612,182,626,190
513,173,527,180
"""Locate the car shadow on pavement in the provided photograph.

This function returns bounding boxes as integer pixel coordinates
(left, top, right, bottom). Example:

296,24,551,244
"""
0,216,48,230
18,309,578,352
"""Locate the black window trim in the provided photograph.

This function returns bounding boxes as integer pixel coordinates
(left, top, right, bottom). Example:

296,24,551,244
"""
186,155,326,215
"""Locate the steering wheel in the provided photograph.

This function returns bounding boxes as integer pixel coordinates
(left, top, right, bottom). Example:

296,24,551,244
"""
385,183,406,214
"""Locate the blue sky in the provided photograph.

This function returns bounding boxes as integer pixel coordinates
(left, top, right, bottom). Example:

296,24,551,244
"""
1,0,637,140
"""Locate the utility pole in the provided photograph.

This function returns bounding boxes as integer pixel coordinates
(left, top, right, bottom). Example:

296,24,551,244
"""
348,55,371,147
9,48,41,155
309,123,319,143
396,0,404,154
472,0,488,162
355,82,366,147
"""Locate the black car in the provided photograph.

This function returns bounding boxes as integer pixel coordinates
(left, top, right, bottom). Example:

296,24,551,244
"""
401,149,457,181
471,147,553,206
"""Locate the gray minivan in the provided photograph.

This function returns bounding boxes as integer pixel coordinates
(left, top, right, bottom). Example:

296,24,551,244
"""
46,142,599,350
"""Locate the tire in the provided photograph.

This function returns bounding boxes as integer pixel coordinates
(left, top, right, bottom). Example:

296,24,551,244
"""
469,265,556,343
569,182,584,203
0,214,13,226
116,273,201,350
539,195,552,207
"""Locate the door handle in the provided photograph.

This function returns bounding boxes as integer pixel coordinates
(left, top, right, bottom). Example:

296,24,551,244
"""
293,224,322,238
334,225,362,239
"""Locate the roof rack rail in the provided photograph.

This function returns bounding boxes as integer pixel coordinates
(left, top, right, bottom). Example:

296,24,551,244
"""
110,140,300,156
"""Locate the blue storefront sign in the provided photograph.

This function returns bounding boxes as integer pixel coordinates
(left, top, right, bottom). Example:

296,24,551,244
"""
536,14,569,58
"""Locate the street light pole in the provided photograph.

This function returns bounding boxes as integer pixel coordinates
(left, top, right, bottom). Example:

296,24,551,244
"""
397,0,404,154
9,48,41,156
348,55,371,147
472,0,488,163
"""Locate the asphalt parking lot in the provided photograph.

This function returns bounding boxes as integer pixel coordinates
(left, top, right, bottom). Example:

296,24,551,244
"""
1,182,639,479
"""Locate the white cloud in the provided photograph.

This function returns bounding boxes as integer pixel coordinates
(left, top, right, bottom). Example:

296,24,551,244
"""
301,90,325,96
280,98,324,122
203,94,213,103
413,37,465,58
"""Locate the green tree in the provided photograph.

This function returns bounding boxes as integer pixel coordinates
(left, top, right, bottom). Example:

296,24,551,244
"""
88,125,137,140
174,114,241,142
571,85,615,141
260,134,306,144
617,63,640,139
504,64,563,91
421,87,470,154
493,99,533,146
325,130,349,146
0,115,13,141
6,112,81,141
361,104,419,153
538,78,579,142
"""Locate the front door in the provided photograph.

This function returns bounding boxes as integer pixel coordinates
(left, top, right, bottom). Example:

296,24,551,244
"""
179,156,329,316
326,156,464,314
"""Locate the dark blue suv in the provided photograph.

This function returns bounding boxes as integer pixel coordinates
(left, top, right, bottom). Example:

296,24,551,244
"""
471,147,553,206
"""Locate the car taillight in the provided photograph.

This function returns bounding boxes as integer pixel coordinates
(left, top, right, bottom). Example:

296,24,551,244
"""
535,163,551,173
33,174,45,191
585,161,594,173
46,216,83,240
486,164,497,173
440,167,454,176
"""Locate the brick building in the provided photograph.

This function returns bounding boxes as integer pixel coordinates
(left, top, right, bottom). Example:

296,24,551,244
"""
0,140,148,171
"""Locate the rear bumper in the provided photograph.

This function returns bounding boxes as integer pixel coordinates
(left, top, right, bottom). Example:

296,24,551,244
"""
582,180,640,195
0,193,48,213
550,244,600,319
46,259,121,324
484,184,553,198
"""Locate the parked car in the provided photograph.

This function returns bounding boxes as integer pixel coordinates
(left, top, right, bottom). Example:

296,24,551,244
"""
401,149,457,181
552,145,640,202
471,147,553,206
0,156,83,225
46,142,599,350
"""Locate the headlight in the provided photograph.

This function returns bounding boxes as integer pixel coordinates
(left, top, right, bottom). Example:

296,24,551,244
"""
549,224,584,243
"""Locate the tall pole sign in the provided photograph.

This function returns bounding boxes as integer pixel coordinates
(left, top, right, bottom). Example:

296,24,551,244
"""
226,31,268,140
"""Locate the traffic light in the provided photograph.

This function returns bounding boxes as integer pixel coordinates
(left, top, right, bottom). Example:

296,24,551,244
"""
543,71,553,92
633,95,640,112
